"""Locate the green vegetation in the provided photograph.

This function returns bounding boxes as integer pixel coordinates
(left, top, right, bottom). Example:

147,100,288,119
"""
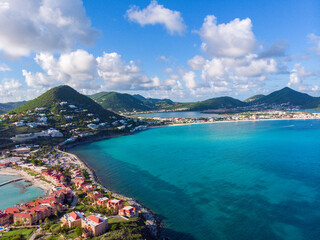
244,94,265,103
89,91,153,112
251,87,316,106
1,228,35,240
10,85,118,121
0,101,27,114
188,96,246,111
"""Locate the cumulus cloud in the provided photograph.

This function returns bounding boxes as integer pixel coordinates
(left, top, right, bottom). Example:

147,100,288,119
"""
199,15,256,58
183,71,197,89
184,15,284,96
23,49,97,89
188,55,206,70
0,0,98,58
97,52,155,90
1,79,21,90
126,0,186,35
287,63,312,90
0,79,22,102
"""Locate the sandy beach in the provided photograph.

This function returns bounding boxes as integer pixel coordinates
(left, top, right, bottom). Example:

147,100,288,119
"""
0,167,53,195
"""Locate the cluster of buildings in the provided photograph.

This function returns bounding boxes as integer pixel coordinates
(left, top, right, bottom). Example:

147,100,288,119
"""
61,211,108,237
0,187,72,226
11,128,63,142
42,170,66,186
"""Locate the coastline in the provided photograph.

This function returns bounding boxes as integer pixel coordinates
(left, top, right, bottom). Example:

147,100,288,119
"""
57,148,161,238
0,167,53,196
59,117,320,239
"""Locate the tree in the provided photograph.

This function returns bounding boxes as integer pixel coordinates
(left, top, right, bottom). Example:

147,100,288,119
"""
75,226,83,237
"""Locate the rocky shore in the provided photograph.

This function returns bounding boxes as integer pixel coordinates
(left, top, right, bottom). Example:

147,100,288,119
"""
57,148,162,239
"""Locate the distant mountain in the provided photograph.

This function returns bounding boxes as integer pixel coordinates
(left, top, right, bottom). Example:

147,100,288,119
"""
252,87,315,106
189,97,246,111
244,94,265,103
89,87,320,113
132,94,146,101
11,85,118,121
89,92,153,112
0,101,27,114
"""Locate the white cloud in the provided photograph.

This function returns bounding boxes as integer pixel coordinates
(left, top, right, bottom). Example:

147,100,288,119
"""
183,71,197,89
199,15,256,58
23,49,97,89
1,79,21,90
0,63,11,71
0,79,22,102
97,52,153,90
126,0,186,35
0,0,98,58
308,33,320,55
188,55,206,70
287,63,312,90
185,54,280,95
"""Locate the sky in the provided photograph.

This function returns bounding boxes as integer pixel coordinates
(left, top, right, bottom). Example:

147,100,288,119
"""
0,0,319,103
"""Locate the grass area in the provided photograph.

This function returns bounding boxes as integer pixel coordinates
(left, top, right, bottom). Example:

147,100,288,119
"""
108,216,129,224
43,235,63,240
1,228,35,240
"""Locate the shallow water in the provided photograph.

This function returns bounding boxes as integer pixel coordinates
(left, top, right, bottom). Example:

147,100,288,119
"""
71,120,320,240
0,175,45,209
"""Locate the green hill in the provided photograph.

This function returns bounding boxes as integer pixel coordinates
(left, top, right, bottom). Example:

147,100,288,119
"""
252,87,314,106
0,101,27,114
89,92,153,112
11,85,118,120
189,97,246,111
244,94,265,103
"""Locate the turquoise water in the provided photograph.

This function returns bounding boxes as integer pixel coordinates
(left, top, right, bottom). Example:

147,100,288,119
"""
70,120,320,240
0,175,45,210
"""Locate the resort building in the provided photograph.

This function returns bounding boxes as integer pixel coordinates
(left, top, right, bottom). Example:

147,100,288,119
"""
61,211,84,228
107,199,124,213
42,170,66,185
0,212,10,226
119,206,138,218
75,180,89,190
81,215,108,237
83,184,95,192
88,191,103,200
13,211,35,225
96,197,109,207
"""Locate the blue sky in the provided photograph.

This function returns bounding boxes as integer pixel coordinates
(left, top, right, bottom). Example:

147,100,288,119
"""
0,0,319,102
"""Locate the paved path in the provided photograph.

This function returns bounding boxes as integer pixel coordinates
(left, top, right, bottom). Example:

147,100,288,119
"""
28,228,40,240
70,195,78,210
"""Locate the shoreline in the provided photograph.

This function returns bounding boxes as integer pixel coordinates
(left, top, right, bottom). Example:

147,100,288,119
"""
59,117,320,238
57,148,161,238
0,167,53,198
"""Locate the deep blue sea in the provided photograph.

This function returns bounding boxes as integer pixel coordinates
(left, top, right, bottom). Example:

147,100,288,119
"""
0,175,45,210
70,120,320,240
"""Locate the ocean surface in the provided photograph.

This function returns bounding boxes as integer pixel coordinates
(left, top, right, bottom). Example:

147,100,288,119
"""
70,120,320,240
136,111,225,118
0,175,45,210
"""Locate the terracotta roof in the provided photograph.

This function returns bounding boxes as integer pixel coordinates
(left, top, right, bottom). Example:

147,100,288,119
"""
87,215,103,224
70,211,81,220
14,212,32,218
